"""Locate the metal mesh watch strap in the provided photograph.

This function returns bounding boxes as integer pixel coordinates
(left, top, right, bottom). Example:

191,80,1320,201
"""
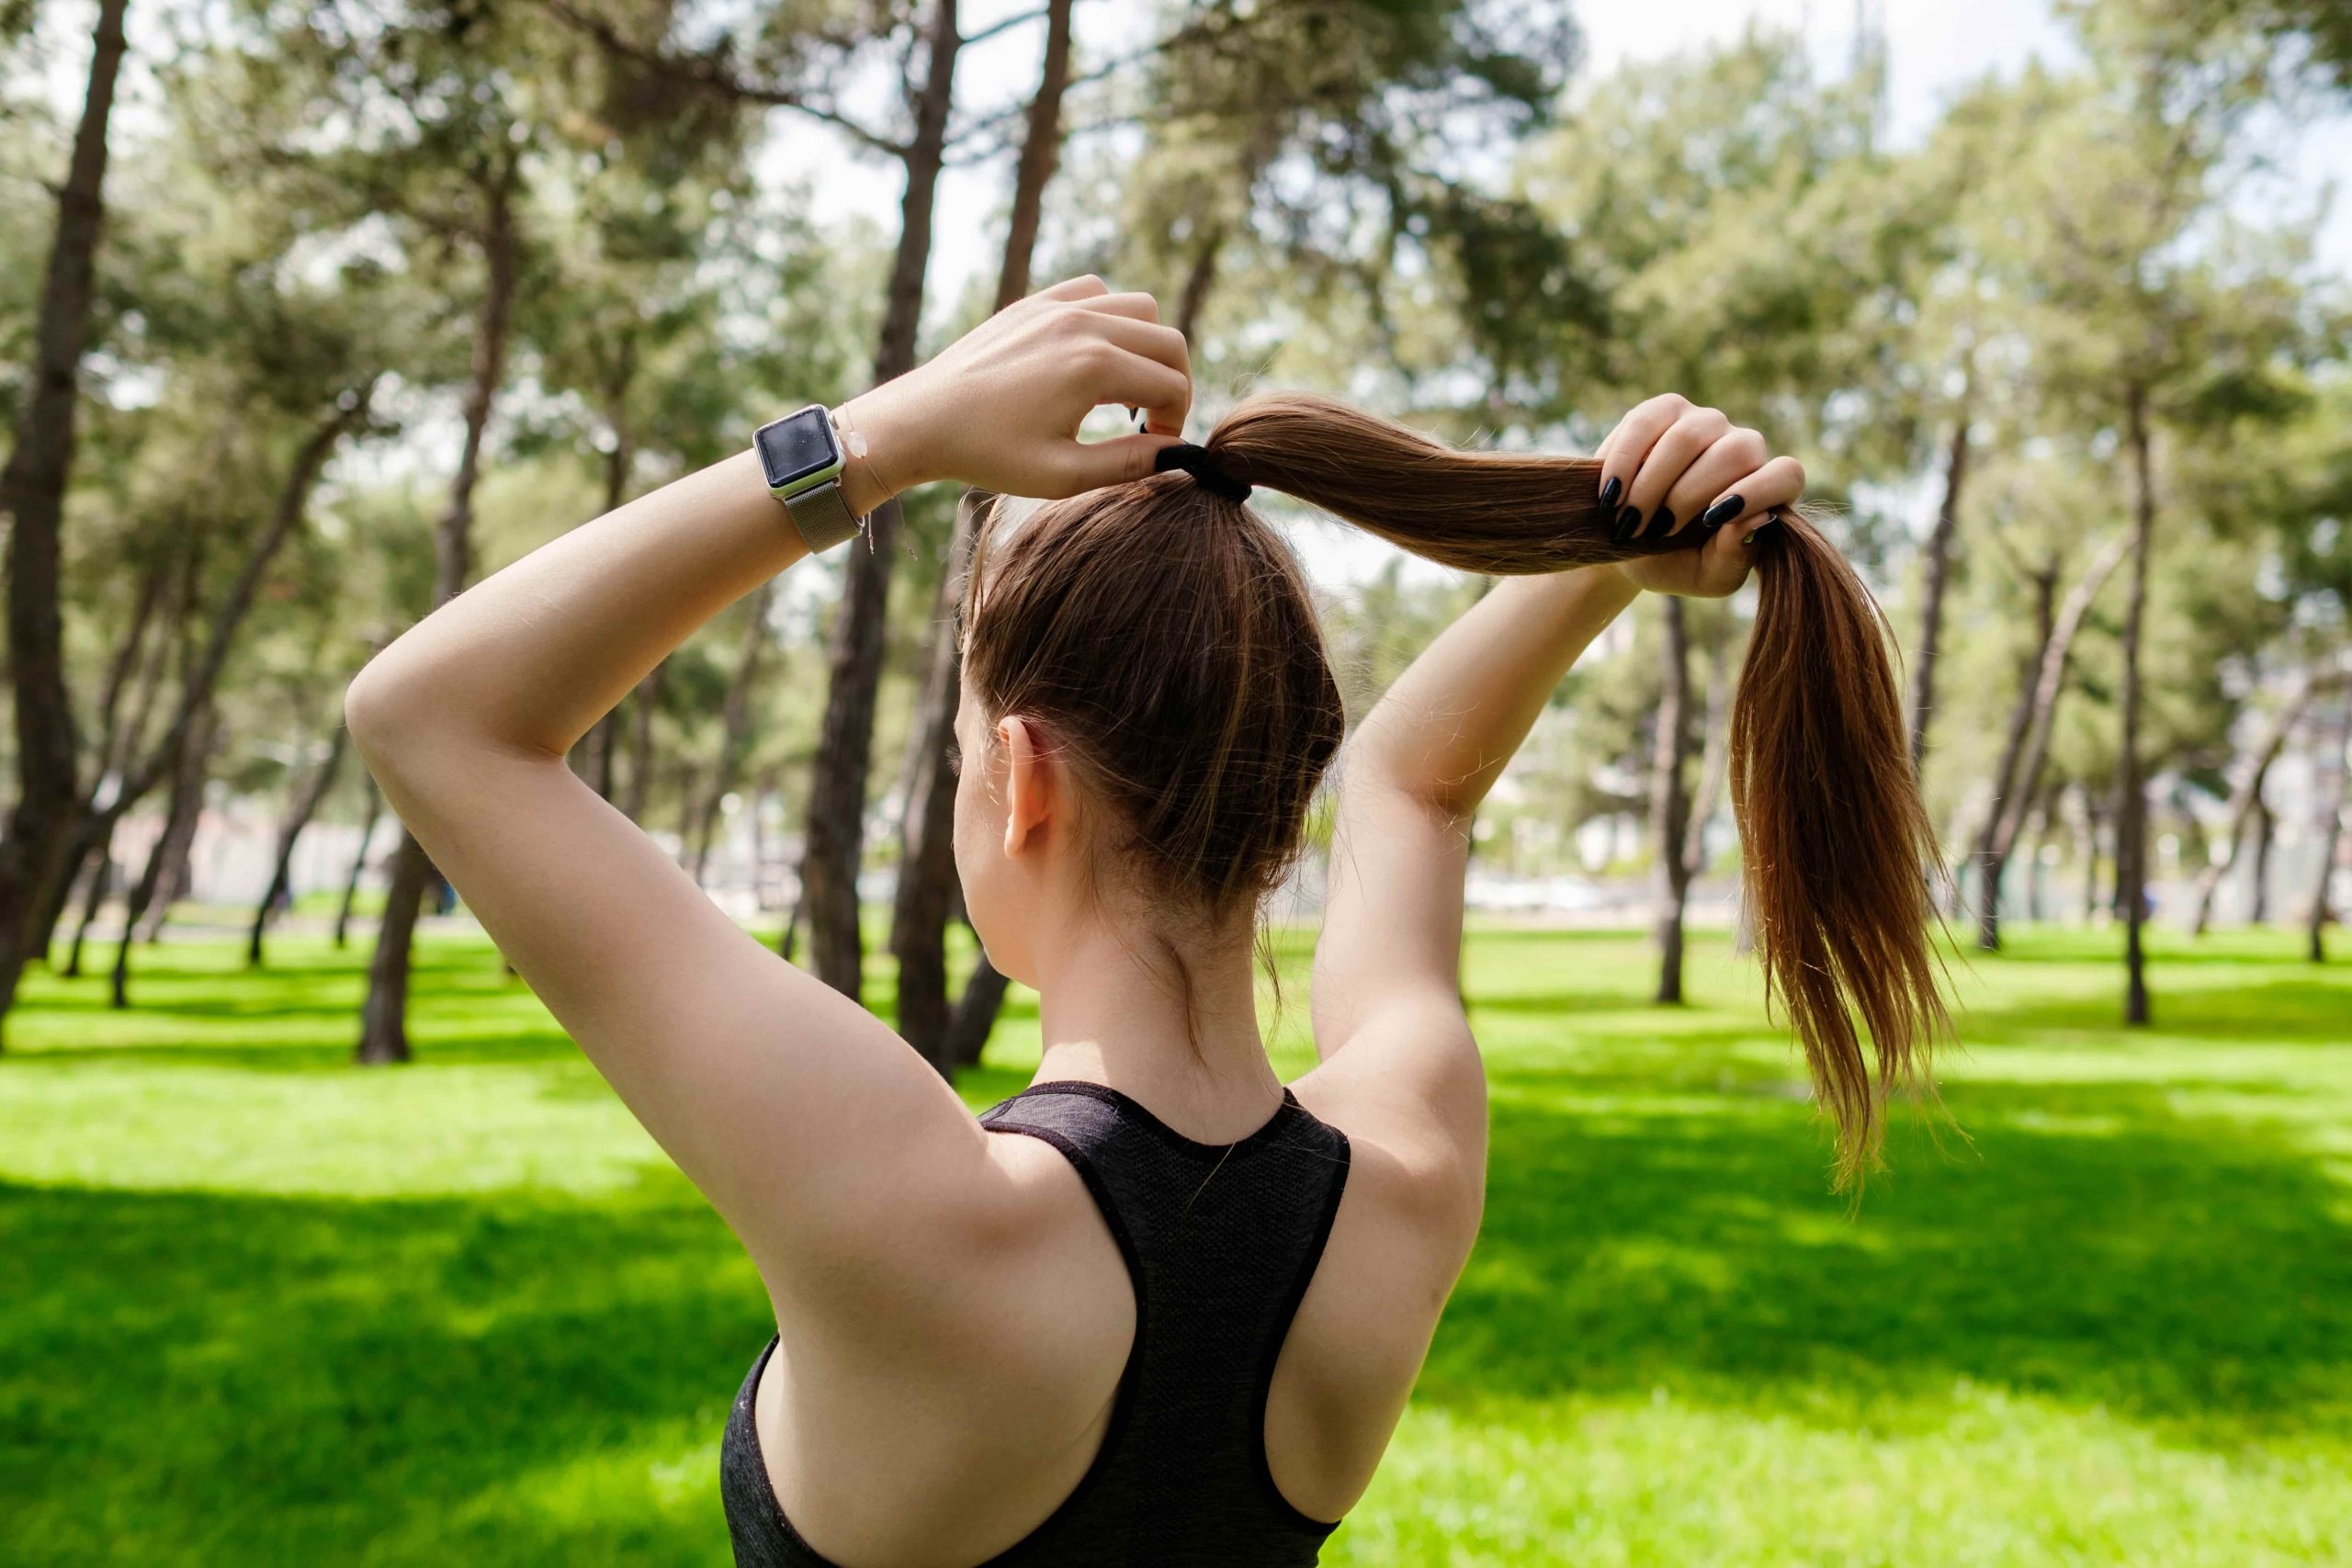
781,478,859,554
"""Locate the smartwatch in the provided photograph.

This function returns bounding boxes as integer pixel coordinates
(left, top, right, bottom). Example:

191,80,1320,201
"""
755,404,860,553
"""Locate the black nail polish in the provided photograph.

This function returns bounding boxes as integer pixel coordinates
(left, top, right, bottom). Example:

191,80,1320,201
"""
1742,519,1778,547
1615,504,1642,539
1701,495,1742,529
1600,475,1623,509
1650,505,1675,536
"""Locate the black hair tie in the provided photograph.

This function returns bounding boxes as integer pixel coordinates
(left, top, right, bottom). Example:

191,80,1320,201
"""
1152,443,1252,502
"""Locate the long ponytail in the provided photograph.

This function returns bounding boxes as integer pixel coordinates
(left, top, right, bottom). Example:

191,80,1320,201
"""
1206,392,1952,1187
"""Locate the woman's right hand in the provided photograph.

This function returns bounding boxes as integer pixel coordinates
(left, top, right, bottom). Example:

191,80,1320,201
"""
837,276,1194,509
1593,393,1804,598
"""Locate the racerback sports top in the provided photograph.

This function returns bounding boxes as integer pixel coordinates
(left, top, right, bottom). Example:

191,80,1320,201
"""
720,1077,1354,1566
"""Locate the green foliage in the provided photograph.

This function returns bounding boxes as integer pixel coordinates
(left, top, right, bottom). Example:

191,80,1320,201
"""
6,922,2349,1563
2066,0,2352,93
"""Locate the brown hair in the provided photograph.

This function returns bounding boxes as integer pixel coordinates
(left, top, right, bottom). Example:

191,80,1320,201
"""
962,391,1951,1188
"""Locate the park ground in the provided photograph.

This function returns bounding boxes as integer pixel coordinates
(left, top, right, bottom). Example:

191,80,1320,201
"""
3,919,2348,1566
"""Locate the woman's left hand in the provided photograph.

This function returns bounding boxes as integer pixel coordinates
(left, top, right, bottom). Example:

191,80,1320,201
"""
1591,392,1804,599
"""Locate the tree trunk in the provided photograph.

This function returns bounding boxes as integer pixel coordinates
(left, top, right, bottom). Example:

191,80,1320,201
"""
0,0,133,1045
247,724,350,966
797,0,964,1002
357,835,431,1064
357,154,521,1066
2307,694,2349,964
584,703,622,799
111,703,214,1009
673,756,703,855
947,951,1011,1069
2248,798,2274,925
62,819,117,977
889,7,1071,1070
89,554,170,786
42,559,171,968
2080,784,2104,926
691,581,777,885
2115,382,2156,1025
28,812,104,968
110,547,187,785
1680,626,1731,882
1175,221,1227,341
42,551,186,964
2025,785,2054,924
1976,532,2133,949
1970,565,2057,949
336,777,381,949
993,0,1073,310
779,881,806,966
582,383,638,801
1907,378,1973,773
139,796,202,945
622,660,665,823
2188,677,2319,936
892,491,990,1066
1650,598,1693,1004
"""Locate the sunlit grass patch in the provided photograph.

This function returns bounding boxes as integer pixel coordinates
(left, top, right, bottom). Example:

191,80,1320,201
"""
4,919,2347,1564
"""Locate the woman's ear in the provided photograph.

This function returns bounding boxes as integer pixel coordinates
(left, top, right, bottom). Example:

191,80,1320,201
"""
998,715,1055,857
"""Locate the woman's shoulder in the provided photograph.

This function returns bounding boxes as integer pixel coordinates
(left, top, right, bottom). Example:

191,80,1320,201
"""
1293,1032,1488,1247
1256,1076,1485,1521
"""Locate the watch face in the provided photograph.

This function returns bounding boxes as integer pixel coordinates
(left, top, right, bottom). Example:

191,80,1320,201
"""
756,407,842,491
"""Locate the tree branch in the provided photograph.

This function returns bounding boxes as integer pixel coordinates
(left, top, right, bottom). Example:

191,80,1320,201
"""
542,0,912,159
962,5,1046,49
116,387,377,811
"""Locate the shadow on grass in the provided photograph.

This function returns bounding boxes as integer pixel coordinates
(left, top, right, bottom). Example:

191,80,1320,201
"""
0,1179,764,1567
1462,973,2352,1060
1430,1076,2352,1450
8,1074,2346,1565
7,1032,590,1074
1951,976,2352,1047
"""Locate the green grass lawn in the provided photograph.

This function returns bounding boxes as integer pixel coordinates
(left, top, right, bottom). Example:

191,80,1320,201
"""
5,919,2348,1565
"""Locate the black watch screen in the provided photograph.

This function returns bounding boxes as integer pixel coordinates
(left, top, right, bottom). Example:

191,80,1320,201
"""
755,406,842,491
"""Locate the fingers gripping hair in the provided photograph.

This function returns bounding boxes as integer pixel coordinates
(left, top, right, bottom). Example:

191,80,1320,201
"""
1204,392,1954,1188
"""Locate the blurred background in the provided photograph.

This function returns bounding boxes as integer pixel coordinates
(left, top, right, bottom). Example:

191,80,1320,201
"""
3,0,2349,1563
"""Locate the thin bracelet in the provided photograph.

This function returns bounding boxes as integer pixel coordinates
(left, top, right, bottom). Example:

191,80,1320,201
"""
830,409,881,532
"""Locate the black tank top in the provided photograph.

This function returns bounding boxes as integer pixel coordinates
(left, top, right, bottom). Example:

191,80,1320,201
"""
720,1077,1354,1566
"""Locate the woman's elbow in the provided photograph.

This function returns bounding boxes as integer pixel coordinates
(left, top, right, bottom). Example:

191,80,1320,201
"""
343,648,428,771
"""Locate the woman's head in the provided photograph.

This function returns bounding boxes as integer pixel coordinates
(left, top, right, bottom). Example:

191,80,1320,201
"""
952,391,1950,1187
950,464,1345,996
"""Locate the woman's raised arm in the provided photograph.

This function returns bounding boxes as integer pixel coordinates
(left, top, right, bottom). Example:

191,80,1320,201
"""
344,276,1189,1310
1303,396,1797,1192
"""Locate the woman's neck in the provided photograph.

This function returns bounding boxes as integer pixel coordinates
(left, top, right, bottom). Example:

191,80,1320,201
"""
1029,917,1284,1143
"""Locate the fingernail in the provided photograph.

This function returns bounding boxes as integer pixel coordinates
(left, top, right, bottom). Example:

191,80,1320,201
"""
1649,505,1676,536
1614,504,1641,540
1742,519,1778,547
1701,495,1743,529
1599,475,1623,509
